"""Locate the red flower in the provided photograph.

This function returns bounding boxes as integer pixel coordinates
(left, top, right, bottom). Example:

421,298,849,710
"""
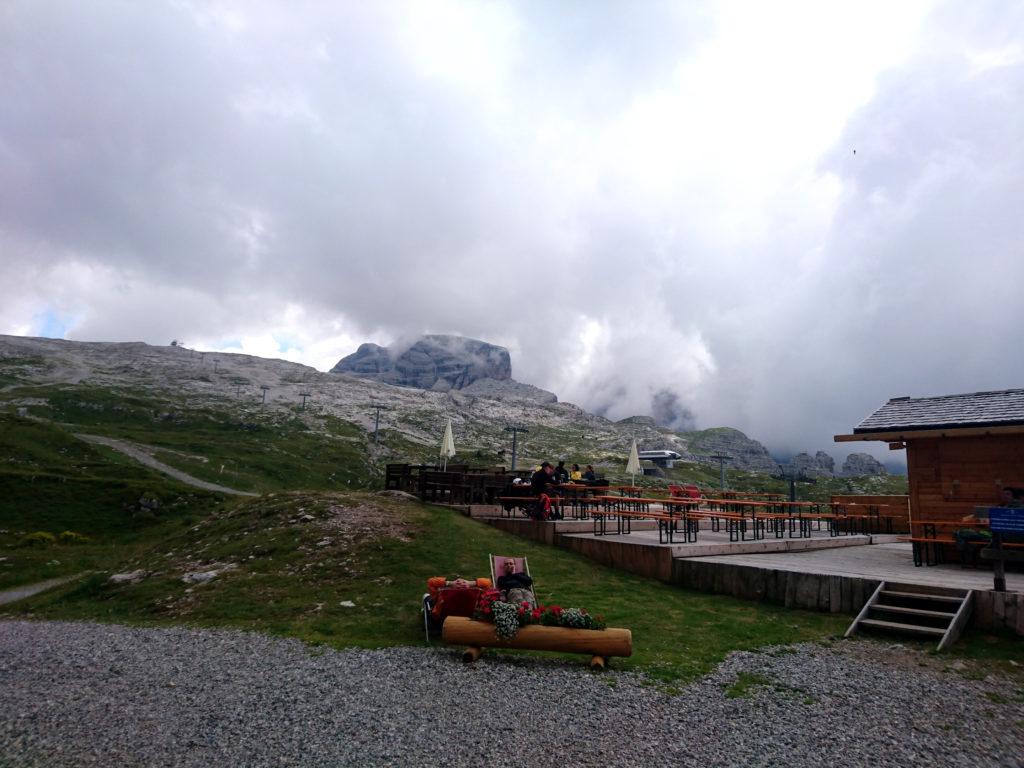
531,608,542,620
551,606,563,615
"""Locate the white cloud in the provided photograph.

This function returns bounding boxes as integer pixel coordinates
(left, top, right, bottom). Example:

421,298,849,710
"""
3,0,1022,466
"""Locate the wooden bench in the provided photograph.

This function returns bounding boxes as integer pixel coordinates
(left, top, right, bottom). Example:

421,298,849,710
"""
497,496,541,518
589,507,698,543
898,532,1024,566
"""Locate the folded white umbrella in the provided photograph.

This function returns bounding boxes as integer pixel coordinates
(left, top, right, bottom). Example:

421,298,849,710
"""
439,418,456,470
625,439,641,485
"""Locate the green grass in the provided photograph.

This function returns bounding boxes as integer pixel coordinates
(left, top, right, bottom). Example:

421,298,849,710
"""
15,384,375,493
0,381,1004,685
0,412,228,589
7,494,852,682
5,485,1021,683
724,672,772,698
941,627,1024,680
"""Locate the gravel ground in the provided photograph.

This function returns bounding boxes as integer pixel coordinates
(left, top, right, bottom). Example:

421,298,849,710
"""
1,621,1022,767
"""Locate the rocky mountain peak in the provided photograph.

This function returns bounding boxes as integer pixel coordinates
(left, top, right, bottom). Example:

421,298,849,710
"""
787,450,836,477
331,334,512,392
841,452,888,477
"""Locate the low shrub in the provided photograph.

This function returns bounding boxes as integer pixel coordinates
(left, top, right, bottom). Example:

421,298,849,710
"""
58,530,92,545
19,531,56,547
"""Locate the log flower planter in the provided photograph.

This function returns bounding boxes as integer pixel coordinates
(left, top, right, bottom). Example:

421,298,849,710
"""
442,616,633,669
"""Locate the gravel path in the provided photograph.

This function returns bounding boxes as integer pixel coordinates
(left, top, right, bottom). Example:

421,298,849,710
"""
74,434,257,496
2,621,1021,767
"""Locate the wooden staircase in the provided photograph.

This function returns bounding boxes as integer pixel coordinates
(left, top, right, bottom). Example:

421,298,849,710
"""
845,581,973,651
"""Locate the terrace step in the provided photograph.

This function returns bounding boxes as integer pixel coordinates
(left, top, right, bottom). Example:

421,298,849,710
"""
870,604,958,620
845,581,974,651
878,590,963,604
857,619,945,636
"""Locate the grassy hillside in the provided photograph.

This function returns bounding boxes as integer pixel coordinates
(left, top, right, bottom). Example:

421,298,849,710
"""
8,493,1021,682
12,384,376,493
6,490,853,682
0,412,227,589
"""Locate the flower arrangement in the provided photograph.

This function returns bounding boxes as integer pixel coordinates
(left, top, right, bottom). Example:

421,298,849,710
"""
474,590,606,640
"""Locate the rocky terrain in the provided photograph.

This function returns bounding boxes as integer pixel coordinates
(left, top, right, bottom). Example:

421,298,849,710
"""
0,335,789,473
787,450,836,477
779,450,888,478
332,334,560,403
841,452,888,476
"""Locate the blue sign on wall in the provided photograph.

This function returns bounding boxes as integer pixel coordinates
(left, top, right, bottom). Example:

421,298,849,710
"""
988,507,1024,535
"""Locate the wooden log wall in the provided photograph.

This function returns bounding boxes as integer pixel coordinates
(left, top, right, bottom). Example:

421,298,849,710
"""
907,436,1024,520
907,435,1024,561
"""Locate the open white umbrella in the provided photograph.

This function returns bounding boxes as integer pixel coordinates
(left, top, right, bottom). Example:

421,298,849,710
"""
439,418,456,470
625,439,641,485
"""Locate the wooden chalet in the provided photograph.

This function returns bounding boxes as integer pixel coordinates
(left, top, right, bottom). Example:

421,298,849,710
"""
836,388,1024,560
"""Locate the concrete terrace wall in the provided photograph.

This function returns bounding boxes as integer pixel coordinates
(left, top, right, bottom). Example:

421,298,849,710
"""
973,590,1024,635
672,559,879,614
562,536,674,582
468,506,1024,636
673,559,1024,635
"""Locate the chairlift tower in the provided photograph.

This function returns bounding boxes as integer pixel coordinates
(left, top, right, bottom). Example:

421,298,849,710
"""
299,392,312,411
771,466,817,502
504,424,529,472
371,404,389,444
259,385,270,406
709,453,731,491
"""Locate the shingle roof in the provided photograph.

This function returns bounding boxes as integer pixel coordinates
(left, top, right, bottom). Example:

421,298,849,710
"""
854,389,1024,433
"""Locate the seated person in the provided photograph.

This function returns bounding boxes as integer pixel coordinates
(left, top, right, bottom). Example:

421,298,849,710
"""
1004,487,1024,508
554,461,569,484
529,461,562,519
582,464,597,483
569,463,582,482
497,558,536,609
954,487,1023,560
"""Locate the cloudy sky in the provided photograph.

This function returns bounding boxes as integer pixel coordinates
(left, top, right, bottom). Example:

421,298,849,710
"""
2,0,1022,461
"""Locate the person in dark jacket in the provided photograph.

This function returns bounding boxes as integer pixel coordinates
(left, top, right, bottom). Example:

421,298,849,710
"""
529,462,560,519
582,465,597,483
530,462,557,494
554,461,569,484
497,558,535,608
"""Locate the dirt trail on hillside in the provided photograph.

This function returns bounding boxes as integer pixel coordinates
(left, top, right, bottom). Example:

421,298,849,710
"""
75,434,258,496
0,574,87,606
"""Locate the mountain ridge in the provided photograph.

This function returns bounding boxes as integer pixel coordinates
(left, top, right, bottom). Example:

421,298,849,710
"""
0,334,791,473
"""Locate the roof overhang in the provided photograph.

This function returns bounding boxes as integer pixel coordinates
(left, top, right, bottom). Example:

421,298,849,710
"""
835,424,1024,442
